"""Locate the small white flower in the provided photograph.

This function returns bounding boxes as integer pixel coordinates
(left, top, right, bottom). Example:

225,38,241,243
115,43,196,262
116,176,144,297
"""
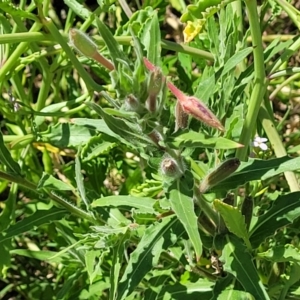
252,136,268,151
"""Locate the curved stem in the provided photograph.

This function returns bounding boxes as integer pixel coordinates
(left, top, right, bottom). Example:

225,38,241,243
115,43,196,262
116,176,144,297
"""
236,0,266,161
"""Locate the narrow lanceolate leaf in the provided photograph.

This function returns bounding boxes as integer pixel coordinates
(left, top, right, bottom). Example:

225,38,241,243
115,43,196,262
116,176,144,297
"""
210,156,300,192
92,195,156,214
117,217,181,300
110,231,130,300
220,235,270,300
141,10,161,66
86,102,153,147
37,173,73,191
169,180,202,260
250,192,300,248
75,151,90,210
214,200,251,249
169,130,243,150
0,208,67,242
95,17,128,69
0,131,22,175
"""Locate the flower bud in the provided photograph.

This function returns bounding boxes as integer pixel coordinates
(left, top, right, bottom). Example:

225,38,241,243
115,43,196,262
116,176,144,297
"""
148,129,165,149
160,157,183,179
124,94,141,112
69,28,114,71
146,67,164,112
175,101,188,130
167,81,224,132
199,158,240,193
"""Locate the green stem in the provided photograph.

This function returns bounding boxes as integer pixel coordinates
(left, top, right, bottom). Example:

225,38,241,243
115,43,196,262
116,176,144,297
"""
194,187,218,227
0,170,98,223
0,22,43,84
258,103,299,192
0,32,214,61
236,0,266,161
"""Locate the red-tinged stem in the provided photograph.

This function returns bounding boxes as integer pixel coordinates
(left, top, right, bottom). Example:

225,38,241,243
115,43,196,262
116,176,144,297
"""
167,81,186,102
143,57,156,71
93,52,115,71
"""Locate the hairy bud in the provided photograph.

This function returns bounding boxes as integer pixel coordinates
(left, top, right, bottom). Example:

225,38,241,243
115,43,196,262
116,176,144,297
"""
199,158,240,193
160,157,184,179
167,81,224,131
69,28,114,71
175,101,189,130
146,67,164,112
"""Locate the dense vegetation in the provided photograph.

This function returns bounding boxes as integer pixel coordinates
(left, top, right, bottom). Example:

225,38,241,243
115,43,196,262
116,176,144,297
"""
1,0,300,299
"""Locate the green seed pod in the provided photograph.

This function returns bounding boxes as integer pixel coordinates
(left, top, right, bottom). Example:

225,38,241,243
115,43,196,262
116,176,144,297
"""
199,158,240,193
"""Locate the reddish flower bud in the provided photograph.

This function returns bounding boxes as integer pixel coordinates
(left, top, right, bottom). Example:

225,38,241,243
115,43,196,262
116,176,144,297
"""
167,81,224,132
69,28,114,71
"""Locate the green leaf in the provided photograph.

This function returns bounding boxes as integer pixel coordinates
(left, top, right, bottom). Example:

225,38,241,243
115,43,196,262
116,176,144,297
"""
75,151,90,209
92,195,157,214
95,17,127,69
214,200,251,249
116,218,178,300
110,232,130,300
250,192,300,248
211,156,300,191
41,122,95,147
10,249,68,263
0,208,67,242
169,130,243,150
257,244,300,263
141,10,161,66
37,173,73,191
220,235,270,299
0,2,39,22
217,290,255,300
0,131,21,175
221,47,253,77
116,217,184,300
81,135,116,162
86,102,152,147
71,118,121,140
158,279,214,299
169,180,202,260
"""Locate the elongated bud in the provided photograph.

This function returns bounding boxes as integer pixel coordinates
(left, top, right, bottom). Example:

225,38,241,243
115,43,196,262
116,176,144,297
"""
175,101,188,130
160,157,184,179
148,129,165,149
241,196,253,231
146,67,164,112
143,57,224,131
199,158,240,193
69,28,114,71
167,81,224,131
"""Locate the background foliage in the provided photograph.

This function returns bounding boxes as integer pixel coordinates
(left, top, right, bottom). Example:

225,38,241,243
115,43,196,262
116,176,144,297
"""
1,0,300,299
